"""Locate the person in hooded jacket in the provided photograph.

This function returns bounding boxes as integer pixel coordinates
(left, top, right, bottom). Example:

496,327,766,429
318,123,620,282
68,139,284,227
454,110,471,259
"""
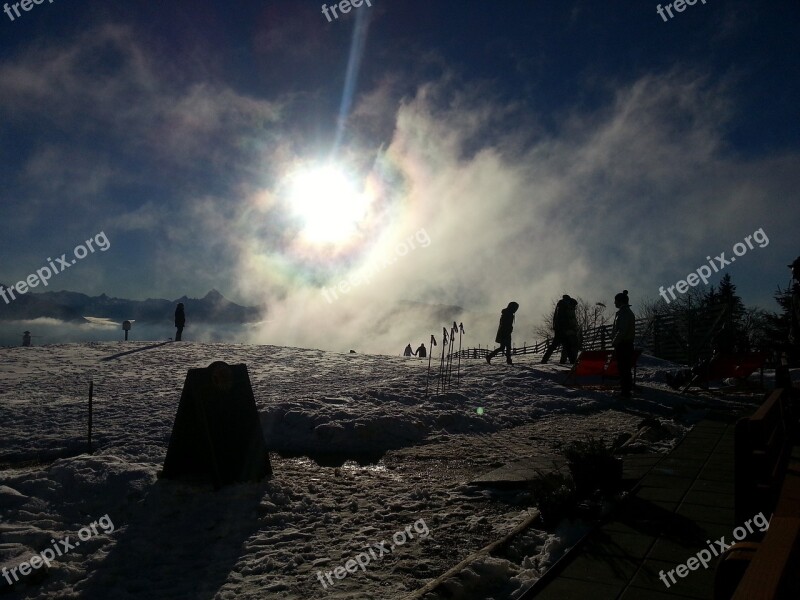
541,295,579,364
611,290,635,398
174,303,186,341
403,343,413,357
486,301,519,365
415,343,427,358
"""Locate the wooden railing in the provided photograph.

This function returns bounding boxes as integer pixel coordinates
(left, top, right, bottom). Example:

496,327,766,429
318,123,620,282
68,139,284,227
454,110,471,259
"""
451,320,649,361
451,339,551,360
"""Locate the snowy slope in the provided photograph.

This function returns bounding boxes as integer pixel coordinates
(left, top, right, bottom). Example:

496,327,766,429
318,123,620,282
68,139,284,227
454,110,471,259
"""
0,342,755,599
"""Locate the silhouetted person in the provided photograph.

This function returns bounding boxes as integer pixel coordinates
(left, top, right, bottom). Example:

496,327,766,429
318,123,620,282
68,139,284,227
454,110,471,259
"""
415,343,427,358
693,320,739,377
175,303,186,341
22,331,31,347
487,301,519,365
612,290,635,399
403,343,413,357
541,295,579,364
711,320,739,355
776,256,800,387
790,256,800,354
668,320,741,390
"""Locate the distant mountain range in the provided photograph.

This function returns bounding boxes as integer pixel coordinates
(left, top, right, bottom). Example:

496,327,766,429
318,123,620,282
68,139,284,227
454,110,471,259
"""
0,287,262,324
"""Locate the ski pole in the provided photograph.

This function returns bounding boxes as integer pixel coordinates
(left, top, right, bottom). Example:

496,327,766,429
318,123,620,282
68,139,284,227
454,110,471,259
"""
425,334,437,398
456,322,465,387
446,322,457,390
437,326,449,394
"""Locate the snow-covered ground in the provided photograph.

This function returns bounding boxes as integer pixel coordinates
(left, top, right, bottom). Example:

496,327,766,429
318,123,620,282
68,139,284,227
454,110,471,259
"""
0,342,768,599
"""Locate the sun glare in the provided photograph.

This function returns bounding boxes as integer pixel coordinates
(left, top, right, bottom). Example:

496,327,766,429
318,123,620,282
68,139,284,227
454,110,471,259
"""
286,165,371,245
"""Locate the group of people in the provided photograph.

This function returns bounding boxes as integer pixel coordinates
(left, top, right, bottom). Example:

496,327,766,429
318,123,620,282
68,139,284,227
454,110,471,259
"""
486,290,637,399
482,253,800,399
403,343,427,358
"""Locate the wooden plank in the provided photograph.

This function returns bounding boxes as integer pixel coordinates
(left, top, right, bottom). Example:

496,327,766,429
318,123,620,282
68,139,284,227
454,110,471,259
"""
402,511,542,600
731,388,800,598
471,456,568,487
751,390,783,423
732,516,800,600
774,472,800,517
734,390,793,522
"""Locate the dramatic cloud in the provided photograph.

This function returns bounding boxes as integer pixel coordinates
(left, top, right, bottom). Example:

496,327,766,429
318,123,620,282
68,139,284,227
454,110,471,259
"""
234,70,800,352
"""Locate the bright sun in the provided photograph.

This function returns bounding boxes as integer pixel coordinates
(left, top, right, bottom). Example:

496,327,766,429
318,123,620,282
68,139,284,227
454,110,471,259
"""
286,165,371,245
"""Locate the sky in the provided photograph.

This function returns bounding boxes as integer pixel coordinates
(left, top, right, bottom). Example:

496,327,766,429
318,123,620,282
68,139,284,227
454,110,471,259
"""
0,0,799,352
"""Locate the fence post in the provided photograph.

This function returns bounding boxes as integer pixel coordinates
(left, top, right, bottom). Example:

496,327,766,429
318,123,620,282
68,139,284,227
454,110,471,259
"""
88,380,93,454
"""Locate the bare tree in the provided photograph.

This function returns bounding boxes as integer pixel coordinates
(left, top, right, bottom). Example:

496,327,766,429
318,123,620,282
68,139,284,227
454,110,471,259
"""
533,298,559,340
578,298,611,333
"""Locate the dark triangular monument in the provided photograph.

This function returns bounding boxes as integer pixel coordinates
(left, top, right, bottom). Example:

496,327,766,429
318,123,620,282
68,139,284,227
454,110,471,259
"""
161,361,272,487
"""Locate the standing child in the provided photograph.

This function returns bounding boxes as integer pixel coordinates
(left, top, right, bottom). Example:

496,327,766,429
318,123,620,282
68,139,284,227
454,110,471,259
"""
486,302,519,365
